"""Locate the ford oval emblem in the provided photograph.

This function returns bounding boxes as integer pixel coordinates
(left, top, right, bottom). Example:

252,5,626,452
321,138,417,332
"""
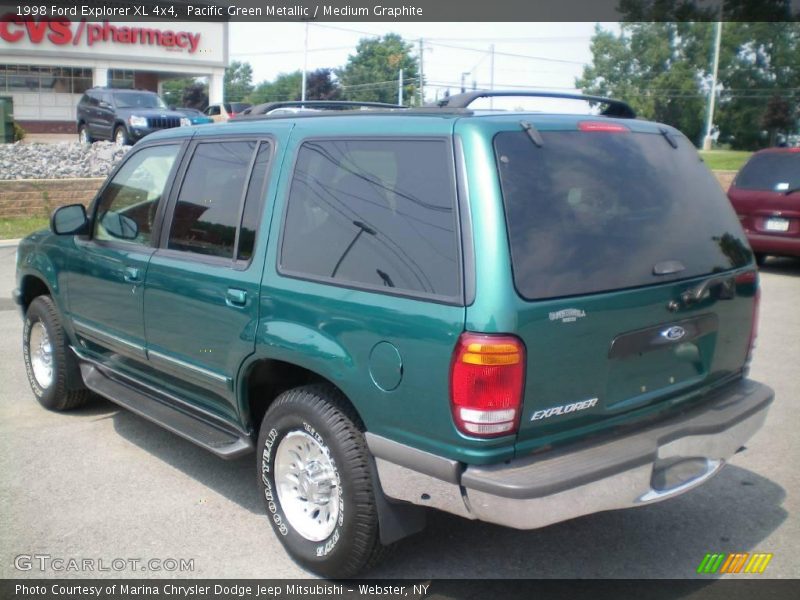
661,325,686,341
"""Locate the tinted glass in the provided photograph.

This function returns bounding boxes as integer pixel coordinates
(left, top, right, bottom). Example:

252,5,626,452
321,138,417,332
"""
495,130,750,300
281,139,460,298
168,141,256,259
94,144,180,245
114,92,166,109
734,152,800,192
238,143,271,261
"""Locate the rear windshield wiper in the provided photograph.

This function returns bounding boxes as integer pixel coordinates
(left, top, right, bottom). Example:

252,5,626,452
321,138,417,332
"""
784,187,800,196
520,120,544,147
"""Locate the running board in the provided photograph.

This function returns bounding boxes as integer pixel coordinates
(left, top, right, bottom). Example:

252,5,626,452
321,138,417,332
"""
78,362,253,459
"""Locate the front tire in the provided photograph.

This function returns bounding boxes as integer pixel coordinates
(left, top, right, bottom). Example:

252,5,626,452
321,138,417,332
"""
23,296,90,411
257,384,386,577
114,125,129,146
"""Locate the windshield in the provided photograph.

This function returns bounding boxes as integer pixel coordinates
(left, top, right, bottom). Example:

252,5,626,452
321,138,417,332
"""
114,92,167,109
733,152,800,192
495,129,751,300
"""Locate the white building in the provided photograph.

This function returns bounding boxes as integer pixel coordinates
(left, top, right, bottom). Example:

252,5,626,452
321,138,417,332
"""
0,18,228,132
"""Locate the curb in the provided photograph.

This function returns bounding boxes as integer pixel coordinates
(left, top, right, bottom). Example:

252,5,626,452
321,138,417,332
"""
0,238,21,247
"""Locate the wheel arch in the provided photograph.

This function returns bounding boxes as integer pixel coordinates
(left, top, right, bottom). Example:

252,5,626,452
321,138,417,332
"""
237,356,363,435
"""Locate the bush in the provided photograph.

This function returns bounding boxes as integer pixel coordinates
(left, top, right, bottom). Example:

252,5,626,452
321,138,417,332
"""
13,121,25,142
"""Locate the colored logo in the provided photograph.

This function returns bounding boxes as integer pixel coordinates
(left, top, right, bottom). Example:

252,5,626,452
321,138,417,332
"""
697,552,773,574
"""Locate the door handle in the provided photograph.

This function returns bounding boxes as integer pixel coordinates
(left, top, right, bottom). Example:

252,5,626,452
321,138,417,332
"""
225,288,247,307
123,266,141,283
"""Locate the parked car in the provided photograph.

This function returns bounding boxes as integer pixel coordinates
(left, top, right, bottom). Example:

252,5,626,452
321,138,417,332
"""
727,147,800,264
77,88,191,146
16,92,773,578
174,107,214,125
203,101,251,122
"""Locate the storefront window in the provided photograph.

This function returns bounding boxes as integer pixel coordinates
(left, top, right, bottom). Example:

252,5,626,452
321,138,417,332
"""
109,69,135,89
0,65,92,93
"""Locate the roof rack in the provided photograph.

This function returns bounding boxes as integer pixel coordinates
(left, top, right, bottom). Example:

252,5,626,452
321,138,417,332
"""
434,91,637,119
234,100,407,120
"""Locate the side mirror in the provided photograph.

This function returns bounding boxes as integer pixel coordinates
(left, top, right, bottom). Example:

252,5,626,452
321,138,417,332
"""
100,211,139,240
51,204,89,236
98,101,111,109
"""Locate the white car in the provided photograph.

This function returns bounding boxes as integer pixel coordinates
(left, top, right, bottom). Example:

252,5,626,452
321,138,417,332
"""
203,102,251,122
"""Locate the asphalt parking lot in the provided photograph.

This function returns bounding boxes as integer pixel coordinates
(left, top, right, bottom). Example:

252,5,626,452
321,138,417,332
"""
0,242,798,579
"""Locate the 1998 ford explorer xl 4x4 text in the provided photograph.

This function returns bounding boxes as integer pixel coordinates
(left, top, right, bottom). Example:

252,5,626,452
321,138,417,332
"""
14,92,774,577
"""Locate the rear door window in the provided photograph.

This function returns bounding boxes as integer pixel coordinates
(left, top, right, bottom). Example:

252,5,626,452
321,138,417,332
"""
280,139,460,299
494,129,750,300
733,152,800,192
168,141,260,259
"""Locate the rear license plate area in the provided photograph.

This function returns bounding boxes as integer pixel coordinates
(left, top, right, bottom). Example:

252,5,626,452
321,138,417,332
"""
764,218,789,232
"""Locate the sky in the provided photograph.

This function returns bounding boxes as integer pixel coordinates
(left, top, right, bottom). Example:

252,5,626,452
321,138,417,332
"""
228,22,620,105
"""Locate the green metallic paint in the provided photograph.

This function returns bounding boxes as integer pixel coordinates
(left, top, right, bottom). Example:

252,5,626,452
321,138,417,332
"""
16,111,758,468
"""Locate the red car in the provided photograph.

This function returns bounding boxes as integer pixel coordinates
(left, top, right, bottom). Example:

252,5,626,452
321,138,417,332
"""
727,147,800,265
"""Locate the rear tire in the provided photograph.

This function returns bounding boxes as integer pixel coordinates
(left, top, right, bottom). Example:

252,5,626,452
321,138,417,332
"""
23,296,90,411
78,124,93,144
256,384,387,577
755,253,768,267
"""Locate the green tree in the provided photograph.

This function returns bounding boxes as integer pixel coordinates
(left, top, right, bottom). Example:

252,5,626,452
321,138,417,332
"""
337,34,418,105
578,5,800,149
248,71,303,104
306,69,341,100
224,60,254,102
161,77,207,109
247,69,343,105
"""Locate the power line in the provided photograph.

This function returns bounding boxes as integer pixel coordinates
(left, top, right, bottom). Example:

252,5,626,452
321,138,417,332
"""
232,46,354,57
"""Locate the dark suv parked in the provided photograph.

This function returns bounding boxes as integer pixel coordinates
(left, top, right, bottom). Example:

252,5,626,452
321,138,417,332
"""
77,88,190,146
16,92,773,577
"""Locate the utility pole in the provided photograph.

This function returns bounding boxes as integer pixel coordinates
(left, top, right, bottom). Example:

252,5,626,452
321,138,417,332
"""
418,38,424,106
398,69,403,106
301,21,309,102
703,21,722,150
489,44,495,109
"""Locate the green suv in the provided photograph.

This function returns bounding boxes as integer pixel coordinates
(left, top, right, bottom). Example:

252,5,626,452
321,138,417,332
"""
14,92,773,577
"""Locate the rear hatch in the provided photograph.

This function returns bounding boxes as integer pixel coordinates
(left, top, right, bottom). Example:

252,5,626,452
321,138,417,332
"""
728,150,800,238
491,121,758,453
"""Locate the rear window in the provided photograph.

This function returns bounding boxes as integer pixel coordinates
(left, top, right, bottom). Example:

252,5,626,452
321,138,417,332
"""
495,129,751,300
229,102,250,113
733,152,800,192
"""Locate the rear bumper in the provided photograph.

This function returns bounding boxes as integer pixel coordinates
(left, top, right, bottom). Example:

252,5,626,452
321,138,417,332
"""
368,378,773,530
747,232,800,257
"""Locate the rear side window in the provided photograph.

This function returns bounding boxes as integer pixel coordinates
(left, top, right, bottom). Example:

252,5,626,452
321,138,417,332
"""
280,139,460,299
495,130,750,300
168,141,256,259
733,152,800,192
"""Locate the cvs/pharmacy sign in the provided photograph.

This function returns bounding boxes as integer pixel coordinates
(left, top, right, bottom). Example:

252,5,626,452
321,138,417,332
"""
0,16,202,53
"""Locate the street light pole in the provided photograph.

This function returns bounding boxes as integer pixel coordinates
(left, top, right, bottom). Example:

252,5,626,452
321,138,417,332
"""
301,21,309,102
703,21,722,150
489,44,495,109
398,68,404,105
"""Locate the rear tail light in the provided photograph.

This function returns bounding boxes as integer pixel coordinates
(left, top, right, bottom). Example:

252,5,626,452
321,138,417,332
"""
449,333,525,438
578,121,630,133
735,270,760,364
